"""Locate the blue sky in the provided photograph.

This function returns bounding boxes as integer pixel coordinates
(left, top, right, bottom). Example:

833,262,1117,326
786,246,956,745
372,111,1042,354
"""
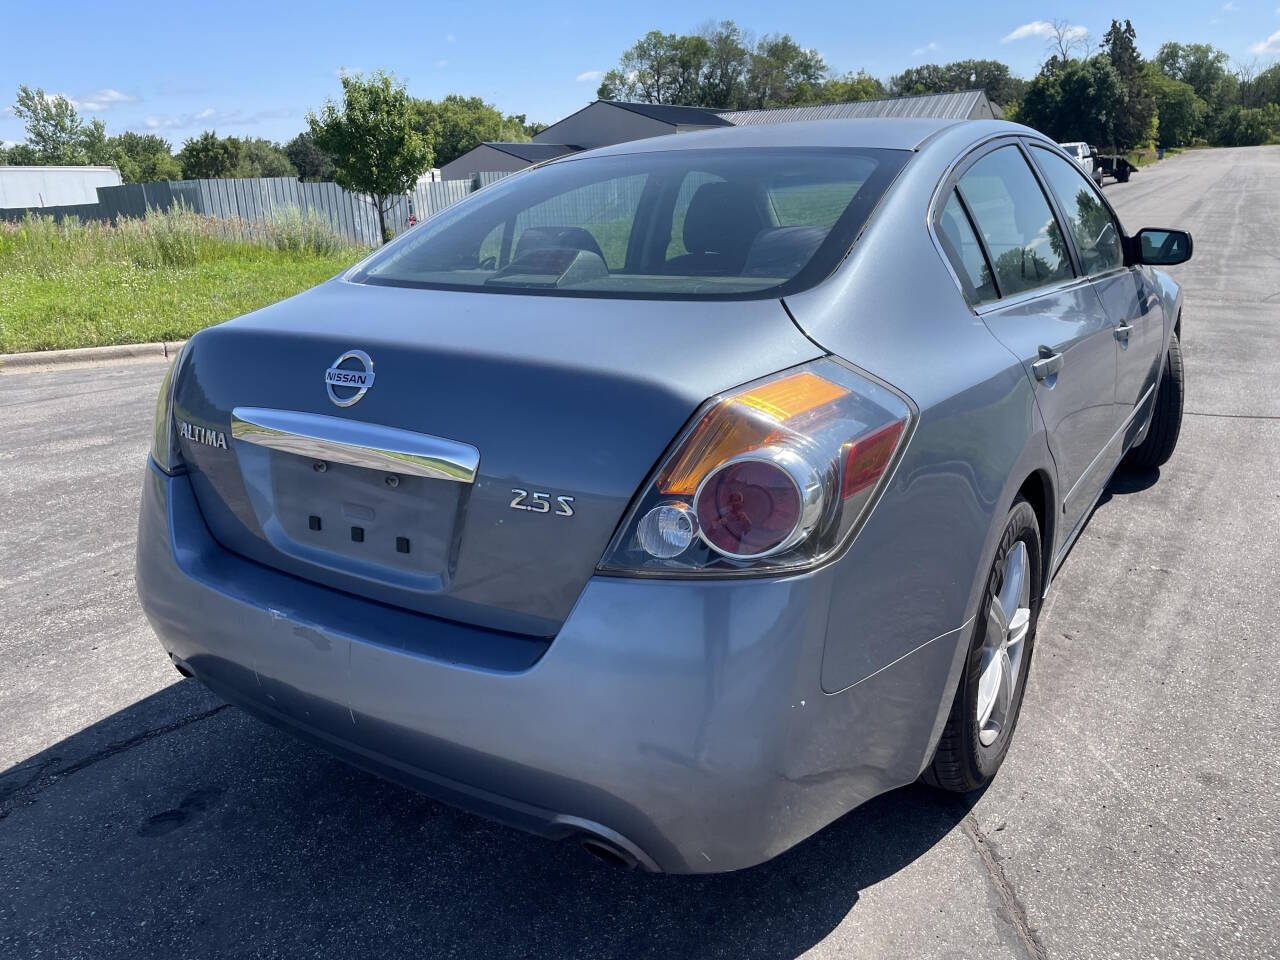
3,0,1279,149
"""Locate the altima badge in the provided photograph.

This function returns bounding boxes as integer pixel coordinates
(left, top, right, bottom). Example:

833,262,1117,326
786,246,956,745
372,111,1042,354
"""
325,349,375,408
178,419,227,450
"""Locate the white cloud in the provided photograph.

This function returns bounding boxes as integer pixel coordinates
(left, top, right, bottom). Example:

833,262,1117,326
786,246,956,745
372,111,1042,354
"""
143,105,292,131
1222,1,1237,10
575,70,602,82
1001,20,1087,44
64,88,137,112
436,59,448,69
912,41,939,57
446,33,456,43
1250,27,1280,53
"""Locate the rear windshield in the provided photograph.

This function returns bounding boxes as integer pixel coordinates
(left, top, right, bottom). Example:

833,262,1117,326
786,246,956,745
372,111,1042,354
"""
350,147,909,301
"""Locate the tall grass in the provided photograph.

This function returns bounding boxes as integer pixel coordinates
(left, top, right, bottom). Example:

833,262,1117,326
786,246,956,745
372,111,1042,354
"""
0,205,368,353
0,203,362,277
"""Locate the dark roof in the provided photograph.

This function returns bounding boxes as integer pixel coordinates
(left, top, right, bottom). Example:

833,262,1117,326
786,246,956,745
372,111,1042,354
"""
718,91,999,125
481,142,582,162
602,100,733,127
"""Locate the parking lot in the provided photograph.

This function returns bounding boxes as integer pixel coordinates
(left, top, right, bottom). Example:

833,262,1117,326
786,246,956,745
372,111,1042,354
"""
2,145,1278,959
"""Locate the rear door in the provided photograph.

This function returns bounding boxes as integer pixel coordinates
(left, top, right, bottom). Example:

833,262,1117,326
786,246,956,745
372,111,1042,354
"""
936,142,1121,535
1029,144,1165,433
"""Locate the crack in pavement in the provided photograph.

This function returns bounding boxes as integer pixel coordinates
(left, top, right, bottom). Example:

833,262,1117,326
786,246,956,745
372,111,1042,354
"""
1185,411,1280,421
960,813,1049,960
0,703,230,822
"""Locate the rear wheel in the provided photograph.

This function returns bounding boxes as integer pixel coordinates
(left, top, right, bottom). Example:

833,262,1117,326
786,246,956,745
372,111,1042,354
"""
1116,165,1131,183
927,497,1041,793
1125,333,1184,471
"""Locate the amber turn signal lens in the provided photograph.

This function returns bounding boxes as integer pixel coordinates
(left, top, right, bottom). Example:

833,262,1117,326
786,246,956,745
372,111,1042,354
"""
658,371,851,496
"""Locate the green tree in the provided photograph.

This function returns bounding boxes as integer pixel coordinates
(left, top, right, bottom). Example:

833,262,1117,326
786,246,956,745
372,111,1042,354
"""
284,132,336,181
410,94,530,168
1018,56,1124,147
1146,66,1204,149
239,138,296,178
1243,64,1280,112
598,22,827,109
745,33,827,107
890,60,1025,106
308,70,432,243
5,143,39,164
1154,42,1237,140
1101,19,1157,151
516,116,548,137
821,70,885,103
1216,103,1280,146
696,20,752,108
597,30,709,104
12,85,90,163
81,118,113,165
106,131,181,182
177,131,242,179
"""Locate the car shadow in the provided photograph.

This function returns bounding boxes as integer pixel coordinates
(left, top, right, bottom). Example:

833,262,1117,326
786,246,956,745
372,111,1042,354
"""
0,681,971,960
1095,465,1161,509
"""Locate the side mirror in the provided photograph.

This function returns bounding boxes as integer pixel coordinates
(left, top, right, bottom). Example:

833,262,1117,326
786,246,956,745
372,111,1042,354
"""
1132,228,1193,266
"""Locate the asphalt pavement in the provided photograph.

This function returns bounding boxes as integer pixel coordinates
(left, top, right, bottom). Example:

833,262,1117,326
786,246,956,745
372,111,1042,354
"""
1,146,1278,959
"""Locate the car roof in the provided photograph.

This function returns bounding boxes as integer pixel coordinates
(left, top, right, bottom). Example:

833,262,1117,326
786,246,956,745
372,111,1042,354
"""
568,118,1031,160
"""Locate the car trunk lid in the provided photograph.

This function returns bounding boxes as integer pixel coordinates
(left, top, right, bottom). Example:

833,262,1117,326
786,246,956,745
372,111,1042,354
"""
173,279,821,636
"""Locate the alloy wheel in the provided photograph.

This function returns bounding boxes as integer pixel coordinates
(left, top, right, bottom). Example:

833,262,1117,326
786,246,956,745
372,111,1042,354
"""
976,540,1031,747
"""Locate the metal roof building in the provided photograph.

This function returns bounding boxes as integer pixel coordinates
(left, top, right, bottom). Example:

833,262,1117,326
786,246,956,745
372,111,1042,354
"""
717,91,1002,125
438,142,581,180
440,91,1001,180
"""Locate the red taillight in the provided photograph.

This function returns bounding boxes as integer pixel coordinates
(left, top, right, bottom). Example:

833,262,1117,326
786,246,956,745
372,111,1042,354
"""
598,358,914,575
841,420,905,499
695,458,803,558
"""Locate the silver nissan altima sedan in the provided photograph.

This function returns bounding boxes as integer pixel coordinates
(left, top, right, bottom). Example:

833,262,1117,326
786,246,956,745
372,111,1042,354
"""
136,117,1191,873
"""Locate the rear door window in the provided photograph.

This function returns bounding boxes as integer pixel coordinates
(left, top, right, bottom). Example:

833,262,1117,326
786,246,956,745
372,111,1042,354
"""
957,146,1073,298
937,192,998,305
1030,146,1124,276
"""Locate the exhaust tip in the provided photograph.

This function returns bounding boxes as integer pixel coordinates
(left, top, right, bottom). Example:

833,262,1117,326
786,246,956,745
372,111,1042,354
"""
579,837,639,869
551,813,660,872
169,654,195,679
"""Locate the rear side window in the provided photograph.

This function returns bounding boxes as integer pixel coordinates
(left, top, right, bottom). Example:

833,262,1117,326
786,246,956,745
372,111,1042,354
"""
957,146,1073,298
1031,147,1124,276
351,147,910,301
937,193,997,305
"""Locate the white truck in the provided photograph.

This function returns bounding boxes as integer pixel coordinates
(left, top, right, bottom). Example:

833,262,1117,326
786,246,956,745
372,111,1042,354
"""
1058,142,1105,185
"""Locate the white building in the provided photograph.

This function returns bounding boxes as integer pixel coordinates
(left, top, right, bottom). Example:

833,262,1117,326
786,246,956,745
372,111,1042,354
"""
0,165,123,208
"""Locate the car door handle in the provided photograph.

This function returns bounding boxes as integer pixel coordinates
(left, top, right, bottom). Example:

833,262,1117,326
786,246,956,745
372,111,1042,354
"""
1114,322,1134,342
1031,347,1063,382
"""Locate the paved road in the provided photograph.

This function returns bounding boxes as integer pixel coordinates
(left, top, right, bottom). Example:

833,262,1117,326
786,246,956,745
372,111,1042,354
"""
2,147,1278,960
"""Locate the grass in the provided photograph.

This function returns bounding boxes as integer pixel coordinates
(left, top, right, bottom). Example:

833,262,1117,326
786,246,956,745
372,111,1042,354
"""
0,206,367,354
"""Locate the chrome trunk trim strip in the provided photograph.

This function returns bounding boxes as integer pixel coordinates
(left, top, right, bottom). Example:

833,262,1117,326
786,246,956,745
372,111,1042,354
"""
230,407,479,483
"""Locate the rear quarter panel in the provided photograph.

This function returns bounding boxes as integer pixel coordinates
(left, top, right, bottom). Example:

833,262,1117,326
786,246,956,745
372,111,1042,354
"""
784,123,1060,693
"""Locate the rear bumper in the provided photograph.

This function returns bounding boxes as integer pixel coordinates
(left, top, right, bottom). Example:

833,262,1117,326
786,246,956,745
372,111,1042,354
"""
136,460,966,872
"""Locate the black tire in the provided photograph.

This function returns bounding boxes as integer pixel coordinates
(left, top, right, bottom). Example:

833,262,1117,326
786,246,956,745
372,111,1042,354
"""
1116,166,1131,183
1125,333,1184,471
926,497,1042,793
